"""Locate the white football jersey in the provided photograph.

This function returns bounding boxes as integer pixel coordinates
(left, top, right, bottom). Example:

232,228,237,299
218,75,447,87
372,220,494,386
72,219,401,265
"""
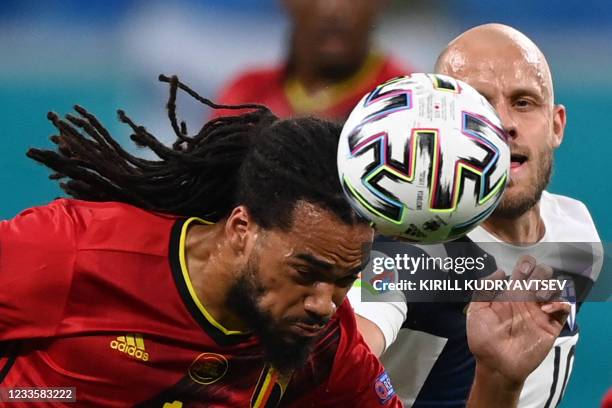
349,191,602,407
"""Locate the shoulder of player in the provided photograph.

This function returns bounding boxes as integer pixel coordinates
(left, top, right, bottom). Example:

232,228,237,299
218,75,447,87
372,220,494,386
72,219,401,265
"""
4,198,80,237
218,65,285,95
51,199,179,253
55,198,174,223
541,190,588,213
378,54,414,78
542,191,597,227
293,301,352,385
311,300,355,349
334,297,356,324
330,299,375,352
540,191,601,242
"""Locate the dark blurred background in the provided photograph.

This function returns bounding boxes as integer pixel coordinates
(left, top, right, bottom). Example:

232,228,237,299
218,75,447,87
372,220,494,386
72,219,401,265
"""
0,1,610,405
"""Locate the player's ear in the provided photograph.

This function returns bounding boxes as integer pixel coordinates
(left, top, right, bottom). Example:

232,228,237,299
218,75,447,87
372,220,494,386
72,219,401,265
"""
551,104,566,148
224,206,254,256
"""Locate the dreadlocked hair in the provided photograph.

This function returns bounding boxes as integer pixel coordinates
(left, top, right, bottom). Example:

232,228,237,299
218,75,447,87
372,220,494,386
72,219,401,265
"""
26,74,363,229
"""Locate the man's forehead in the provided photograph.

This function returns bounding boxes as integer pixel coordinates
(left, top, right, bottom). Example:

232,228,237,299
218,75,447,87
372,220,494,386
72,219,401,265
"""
437,25,554,101
281,238,368,274
440,45,552,101
281,202,372,264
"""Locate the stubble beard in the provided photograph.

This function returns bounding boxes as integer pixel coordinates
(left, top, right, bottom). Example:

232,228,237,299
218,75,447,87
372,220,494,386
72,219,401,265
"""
225,257,315,375
493,147,553,219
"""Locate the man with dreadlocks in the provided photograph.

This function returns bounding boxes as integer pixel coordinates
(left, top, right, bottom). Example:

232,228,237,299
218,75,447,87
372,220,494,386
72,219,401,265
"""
0,75,568,407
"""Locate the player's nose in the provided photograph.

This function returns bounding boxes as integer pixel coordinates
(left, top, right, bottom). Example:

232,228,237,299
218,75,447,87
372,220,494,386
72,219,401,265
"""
304,282,337,320
496,103,518,139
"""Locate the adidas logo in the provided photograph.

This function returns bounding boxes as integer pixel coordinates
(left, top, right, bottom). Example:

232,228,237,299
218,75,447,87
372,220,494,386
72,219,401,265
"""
110,334,150,361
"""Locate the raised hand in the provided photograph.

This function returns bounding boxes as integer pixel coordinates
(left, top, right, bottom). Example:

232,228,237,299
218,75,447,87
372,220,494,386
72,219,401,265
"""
466,255,570,407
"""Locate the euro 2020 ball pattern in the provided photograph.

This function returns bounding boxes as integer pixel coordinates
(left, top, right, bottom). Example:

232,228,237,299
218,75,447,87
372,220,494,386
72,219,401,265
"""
337,73,510,243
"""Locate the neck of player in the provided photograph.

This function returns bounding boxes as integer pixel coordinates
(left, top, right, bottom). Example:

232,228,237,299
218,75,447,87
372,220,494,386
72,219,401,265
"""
481,203,546,244
184,223,251,332
289,50,368,94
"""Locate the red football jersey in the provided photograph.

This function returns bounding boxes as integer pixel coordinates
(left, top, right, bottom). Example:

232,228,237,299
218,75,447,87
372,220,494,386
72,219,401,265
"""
0,199,400,407
212,53,411,121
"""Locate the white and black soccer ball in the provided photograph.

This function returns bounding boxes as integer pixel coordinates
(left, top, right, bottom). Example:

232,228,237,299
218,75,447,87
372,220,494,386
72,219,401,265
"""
337,73,510,243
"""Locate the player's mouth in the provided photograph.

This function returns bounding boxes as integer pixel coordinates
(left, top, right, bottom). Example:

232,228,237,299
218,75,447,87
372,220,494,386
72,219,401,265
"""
510,153,528,172
291,322,325,338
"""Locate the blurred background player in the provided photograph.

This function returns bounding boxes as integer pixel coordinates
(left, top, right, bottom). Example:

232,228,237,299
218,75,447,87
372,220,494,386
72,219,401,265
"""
350,23,603,408
212,0,411,120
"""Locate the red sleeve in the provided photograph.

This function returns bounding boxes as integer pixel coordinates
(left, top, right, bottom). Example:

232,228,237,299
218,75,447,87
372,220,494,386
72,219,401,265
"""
290,302,402,407
0,200,76,340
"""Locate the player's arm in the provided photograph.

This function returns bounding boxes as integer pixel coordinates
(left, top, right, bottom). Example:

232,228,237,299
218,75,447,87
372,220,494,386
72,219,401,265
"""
466,256,571,408
347,278,407,357
355,314,386,357
0,200,76,340
468,365,523,407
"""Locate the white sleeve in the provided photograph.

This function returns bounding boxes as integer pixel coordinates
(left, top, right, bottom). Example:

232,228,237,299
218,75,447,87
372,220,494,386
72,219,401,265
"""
347,281,407,352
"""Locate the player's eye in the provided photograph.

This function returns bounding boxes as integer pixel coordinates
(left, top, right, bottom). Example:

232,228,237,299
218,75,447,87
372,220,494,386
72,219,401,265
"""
293,268,318,285
514,98,534,110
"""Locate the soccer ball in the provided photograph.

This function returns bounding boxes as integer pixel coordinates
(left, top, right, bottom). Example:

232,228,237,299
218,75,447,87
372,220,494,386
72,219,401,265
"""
337,73,510,243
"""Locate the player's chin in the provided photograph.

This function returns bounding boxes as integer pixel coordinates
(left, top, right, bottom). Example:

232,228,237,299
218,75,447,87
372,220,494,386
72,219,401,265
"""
501,181,534,205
